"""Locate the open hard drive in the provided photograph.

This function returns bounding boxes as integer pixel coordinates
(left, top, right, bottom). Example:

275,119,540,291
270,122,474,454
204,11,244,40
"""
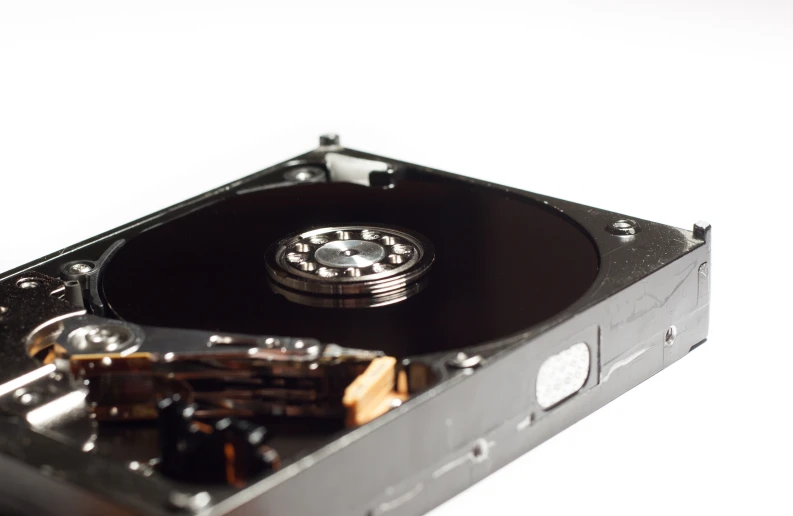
0,135,711,516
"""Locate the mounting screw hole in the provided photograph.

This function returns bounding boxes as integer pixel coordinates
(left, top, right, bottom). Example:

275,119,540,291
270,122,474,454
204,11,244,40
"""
664,325,677,347
16,278,42,289
606,219,640,236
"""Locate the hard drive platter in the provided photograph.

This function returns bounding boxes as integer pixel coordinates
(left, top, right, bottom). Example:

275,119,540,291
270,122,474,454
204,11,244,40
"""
102,179,600,358
0,136,711,516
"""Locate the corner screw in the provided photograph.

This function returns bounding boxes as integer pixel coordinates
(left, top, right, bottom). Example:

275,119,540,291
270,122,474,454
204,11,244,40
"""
68,262,94,275
447,352,483,369
606,219,640,236
319,133,340,147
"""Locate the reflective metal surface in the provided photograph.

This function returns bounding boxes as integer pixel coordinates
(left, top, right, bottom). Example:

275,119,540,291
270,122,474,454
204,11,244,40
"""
314,240,386,269
266,225,434,300
0,138,711,516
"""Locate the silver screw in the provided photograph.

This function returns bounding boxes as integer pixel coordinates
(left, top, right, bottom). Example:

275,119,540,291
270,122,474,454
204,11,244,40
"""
71,324,136,352
317,267,339,278
14,389,41,406
86,326,131,348
69,262,94,275
391,244,413,255
360,230,381,241
606,219,640,236
371,263,391,273
319,133,340,146
447,352,483,369
664,325,677,347
283,166,322,182
0,306,7,316
286,252,307,264
168,491,211,512
17,278,42,289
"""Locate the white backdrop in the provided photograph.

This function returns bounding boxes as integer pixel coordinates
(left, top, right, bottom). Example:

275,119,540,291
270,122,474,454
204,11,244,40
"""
1,2,791,515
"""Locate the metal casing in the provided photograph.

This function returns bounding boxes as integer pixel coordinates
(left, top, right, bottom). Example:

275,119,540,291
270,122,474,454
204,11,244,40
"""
0,141,710,515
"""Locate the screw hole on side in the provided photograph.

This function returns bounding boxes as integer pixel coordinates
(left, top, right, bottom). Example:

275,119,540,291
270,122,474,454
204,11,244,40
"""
664,325,677,347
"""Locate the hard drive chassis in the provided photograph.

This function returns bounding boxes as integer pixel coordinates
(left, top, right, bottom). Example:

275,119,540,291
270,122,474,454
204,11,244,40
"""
0,136,711,515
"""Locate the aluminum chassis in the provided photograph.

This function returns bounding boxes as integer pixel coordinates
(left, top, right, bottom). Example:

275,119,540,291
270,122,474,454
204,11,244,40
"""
0,137,711,515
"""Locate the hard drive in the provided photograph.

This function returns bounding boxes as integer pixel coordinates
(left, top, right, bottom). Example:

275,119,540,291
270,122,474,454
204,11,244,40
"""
0,135,711,515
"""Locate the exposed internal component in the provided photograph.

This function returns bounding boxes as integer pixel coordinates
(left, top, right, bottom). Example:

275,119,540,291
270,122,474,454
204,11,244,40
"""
265,225,435,308
45,315,398,425
343,356,408,426
20,308,411,485
0,136,710,516
157,395,280,486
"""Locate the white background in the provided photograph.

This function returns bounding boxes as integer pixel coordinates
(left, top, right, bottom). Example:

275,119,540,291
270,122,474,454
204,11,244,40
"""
1,2,791,515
